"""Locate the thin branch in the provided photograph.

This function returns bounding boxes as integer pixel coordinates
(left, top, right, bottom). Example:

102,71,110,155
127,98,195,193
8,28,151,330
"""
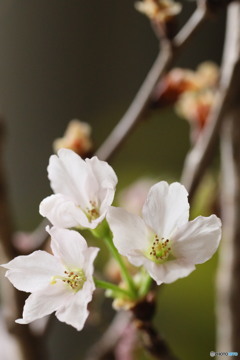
135,321,178,360
96,4,207,162
181,1,240,201
217,107,240,356
84,311,132,360
13,218,50,253
132,293,179,360
216,4,240,356
216,114,235,354
173,4,206,48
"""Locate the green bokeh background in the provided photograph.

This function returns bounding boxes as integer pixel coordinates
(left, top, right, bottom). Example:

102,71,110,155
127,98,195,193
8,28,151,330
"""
0,1,226,359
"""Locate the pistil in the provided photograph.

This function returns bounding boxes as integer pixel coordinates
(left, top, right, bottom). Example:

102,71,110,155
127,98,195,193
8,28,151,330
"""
149,235,172,262
86,200,100,220
51,269,86,292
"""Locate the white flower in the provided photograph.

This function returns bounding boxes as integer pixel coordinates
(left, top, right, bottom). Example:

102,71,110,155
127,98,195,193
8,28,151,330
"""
107,181,221,285
2,227,99,331
39,149,118,229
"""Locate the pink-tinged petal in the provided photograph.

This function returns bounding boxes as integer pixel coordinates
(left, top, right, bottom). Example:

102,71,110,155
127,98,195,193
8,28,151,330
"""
48,149,90,208
2,251,63,293
172,215,222,264
143,259,195,285
55,281,94,331
39,194,89,228
16,283,72,324
48,226,99,269
142,181,189,238
107,207,150,256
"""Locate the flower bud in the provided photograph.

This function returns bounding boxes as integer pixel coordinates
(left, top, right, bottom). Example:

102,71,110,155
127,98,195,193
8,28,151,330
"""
135,0,182,23
53,119,93,157
135,0,182,39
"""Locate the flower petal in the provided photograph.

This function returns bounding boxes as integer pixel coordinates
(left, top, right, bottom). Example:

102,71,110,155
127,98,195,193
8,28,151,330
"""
48,226,99,270
82,247,100,279
107,207,150,256
99,188,116,219
172,214,221,264
85,157,117,220
16,283,72,324
48,149,90,208
39,194,89,228
55,281,94,331
85,156,118,200
85,212,107,230
2,251,63,292
143,258,195,285
142,181,189,238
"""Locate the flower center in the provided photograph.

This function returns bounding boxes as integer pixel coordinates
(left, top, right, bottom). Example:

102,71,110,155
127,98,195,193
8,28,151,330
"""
149,235,172,262
51,268,86,292
86,200,100,221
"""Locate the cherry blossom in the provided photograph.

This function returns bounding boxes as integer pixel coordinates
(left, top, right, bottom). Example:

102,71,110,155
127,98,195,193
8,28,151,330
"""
2,227,99,331
39,149,118,229
107,181,221,285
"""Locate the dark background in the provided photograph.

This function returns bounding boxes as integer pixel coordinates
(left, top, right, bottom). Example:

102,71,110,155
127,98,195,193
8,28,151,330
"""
0,1,225,359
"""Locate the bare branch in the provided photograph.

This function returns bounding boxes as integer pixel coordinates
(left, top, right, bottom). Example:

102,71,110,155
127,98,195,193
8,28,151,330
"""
13,218,50,253
132,293,179,360
217,107,240,357
216,3,240,350
181,1,240,201
84,312,131,360
96,4,207,162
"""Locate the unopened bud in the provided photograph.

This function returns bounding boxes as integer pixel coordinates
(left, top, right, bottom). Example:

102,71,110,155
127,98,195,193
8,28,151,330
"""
53,119,93,156
152,68,199,107
176,90,214,127
135,0,182,23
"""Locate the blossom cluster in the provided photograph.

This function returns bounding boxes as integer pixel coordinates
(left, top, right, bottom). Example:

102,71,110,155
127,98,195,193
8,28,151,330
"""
153,62,219,141
2,149,222,331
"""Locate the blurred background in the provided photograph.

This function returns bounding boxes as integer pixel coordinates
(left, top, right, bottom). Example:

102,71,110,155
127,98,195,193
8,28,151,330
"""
0,1,226,359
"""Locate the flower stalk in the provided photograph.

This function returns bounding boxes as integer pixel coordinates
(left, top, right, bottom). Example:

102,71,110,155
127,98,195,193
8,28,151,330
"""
103,234,138,299
138,273,153,298
94,279,134,299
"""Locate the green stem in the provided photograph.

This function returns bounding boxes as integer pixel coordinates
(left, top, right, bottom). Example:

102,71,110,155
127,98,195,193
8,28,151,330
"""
94,278,133,298
139,274,153,297
104,235,138,299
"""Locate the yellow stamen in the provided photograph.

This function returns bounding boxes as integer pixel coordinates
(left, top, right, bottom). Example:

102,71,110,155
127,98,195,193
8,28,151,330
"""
51,268,86,292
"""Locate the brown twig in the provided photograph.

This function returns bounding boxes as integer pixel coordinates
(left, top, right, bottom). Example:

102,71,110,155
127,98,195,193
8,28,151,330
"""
13,218,50,253
216,3,240,356
84,311,132,360
95,4,207,162
132,293,179,360
216,112,240,356
181,1,240,202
